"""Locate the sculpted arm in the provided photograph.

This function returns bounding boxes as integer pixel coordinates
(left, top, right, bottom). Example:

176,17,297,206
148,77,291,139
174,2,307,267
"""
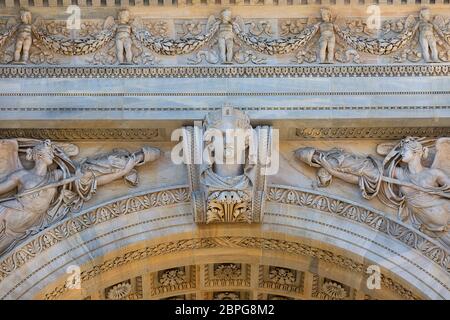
86,155,140,187
436,170,450,187
0,172,21,195
317,154,359,185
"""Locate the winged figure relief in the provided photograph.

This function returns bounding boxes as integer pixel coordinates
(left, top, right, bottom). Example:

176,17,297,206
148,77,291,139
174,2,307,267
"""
0,139,160,256
296,137,450,246
378,137,450,244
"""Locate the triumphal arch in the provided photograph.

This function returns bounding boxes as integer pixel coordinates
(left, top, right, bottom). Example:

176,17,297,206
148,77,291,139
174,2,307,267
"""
0,0,449,300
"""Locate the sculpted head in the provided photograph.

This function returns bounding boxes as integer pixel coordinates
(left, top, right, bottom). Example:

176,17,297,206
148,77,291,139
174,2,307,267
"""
399,137,428,164
26,139,55,166
118,9,130,24
420,8,431,22
204,107,252,162
220,9,232,23
20,10,32,24
320,8,332,22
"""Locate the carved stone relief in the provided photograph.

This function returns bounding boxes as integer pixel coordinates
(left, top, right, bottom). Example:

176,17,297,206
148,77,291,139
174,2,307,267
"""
183,107,271,224
0,138,161,257
1,8,450,65
295,136,450,248
259,265,304,294
205,263,251,288
151,266,196,296
311,276,355,300
105,277,143,300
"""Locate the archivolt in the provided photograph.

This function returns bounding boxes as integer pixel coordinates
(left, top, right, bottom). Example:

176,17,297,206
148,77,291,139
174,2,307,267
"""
0,185,448,300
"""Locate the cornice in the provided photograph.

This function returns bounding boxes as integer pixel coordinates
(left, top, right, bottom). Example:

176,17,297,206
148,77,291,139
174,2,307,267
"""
0,1,447,9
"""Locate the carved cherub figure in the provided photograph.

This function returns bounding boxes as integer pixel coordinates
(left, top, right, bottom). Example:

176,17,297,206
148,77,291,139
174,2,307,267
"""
116,9,133,64
318,8,335,64
208,9,235,64
0,139,160,256
418,8,440,63
14,10,32,63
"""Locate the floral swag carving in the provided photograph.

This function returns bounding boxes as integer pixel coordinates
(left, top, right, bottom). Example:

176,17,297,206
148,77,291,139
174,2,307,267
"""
1,8,450,65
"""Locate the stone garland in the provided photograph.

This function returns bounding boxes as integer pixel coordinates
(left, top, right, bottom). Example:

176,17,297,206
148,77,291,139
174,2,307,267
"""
334,20,417,56
133,21,221,56
32,22,116,56
1,9,450,65
232,22,319,55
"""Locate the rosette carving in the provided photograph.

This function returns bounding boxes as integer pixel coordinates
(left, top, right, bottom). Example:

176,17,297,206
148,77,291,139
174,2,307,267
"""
32,17,116,56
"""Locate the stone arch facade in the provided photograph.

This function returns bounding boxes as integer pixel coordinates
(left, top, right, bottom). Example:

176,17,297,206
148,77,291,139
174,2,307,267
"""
0,185,447,300
1,2,449,300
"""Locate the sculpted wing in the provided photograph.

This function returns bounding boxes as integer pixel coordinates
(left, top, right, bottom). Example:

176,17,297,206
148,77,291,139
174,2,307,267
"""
103,16,116,29
131,16,143,33
431,137,450,175
54,142,79,157
0,139,22,181
206,15,217,32
6,17,17,29
234,15,245,33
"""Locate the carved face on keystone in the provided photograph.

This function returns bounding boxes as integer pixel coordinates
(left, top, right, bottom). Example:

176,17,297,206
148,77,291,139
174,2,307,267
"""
420,9,431,22
118,10,130,24
20,10,32,24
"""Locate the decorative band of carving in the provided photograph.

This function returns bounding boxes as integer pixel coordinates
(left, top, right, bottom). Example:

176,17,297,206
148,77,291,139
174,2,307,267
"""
1,91,449,97
42,236,419,300
1,106,449,113
0,185,445,300
0,64,449,78
0,128,162,141
0,186,191,283
266,186,450,274
296,127,450,140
